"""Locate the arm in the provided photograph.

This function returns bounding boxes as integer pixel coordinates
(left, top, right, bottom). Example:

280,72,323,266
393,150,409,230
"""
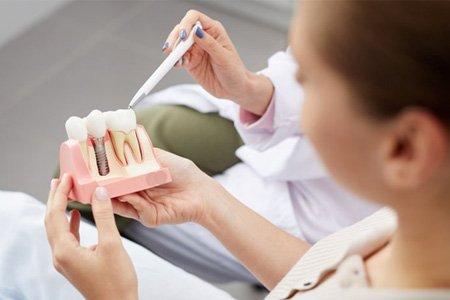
114,149,311,290
200,181,311,289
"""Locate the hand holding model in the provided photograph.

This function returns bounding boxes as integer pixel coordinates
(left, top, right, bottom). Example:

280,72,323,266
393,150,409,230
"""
113,148,309,289
45,174,138,300
164,10,274,116
112,148,222,227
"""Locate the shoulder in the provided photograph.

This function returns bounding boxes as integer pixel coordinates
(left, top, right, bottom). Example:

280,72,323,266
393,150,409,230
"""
267,208,397,300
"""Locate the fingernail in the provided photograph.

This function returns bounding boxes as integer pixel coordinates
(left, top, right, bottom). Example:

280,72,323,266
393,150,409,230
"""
196,26,204,38
50,179,57,189
95,187,109,201
162,41,168,51
61,173,68,183
180,29,187,40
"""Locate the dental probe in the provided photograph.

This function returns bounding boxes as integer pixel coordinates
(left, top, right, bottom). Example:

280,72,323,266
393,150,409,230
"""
128,21,202,109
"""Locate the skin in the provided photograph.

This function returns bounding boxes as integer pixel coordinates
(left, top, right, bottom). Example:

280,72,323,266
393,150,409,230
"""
45,175,137,300
45,2,450,298
164,10,274,116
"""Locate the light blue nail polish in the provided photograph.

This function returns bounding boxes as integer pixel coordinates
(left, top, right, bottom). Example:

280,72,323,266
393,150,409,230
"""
162,41,168,51
196,26,204,38
180,29,187,40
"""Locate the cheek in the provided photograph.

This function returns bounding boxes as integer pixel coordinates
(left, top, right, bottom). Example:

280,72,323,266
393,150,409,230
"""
301,92,335,154
301,94,380,197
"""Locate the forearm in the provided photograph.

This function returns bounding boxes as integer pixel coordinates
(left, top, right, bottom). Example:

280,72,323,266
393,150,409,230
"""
199,181,310,289
235,71,274,116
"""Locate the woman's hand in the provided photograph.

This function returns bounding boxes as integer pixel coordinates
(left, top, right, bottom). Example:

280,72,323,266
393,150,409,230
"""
163,10,274,116
114,151,310,289
112,148,222,227
45,174,138,300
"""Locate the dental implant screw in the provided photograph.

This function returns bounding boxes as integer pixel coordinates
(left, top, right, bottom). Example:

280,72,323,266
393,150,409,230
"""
92,137,110,176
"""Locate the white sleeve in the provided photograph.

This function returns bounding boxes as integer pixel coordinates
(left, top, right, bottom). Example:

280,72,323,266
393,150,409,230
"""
234,50,329,180
234,49,304,150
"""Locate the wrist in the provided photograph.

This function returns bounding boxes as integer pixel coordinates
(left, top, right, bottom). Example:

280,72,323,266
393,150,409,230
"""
237,71,274,116
196,178,233,229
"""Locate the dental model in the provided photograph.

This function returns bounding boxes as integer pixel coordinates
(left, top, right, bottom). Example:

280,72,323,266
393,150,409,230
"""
105,109,142,165
65,116,88,162
60,109,171,204
85,110,110,176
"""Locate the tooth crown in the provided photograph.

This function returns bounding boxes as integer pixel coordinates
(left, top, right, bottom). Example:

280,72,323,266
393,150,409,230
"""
65,116,88,141
64,109,153,178
85,109,107,138
105,109,136,133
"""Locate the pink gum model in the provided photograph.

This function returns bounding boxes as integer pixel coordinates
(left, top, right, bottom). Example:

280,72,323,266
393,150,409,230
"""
59,125,171,204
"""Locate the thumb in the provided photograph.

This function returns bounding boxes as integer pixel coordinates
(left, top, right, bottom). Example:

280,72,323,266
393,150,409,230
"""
193,26,227,63
91,187,121,245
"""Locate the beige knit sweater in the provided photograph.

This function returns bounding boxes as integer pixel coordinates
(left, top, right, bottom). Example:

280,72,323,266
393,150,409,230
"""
266,208,450,300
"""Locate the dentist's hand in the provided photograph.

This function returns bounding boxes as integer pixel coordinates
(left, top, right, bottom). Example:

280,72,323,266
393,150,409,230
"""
112,148,223,227
45,174,138,300
163,10,274,116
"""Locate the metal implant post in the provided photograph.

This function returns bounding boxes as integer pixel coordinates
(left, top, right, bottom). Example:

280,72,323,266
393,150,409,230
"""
92,137,110,176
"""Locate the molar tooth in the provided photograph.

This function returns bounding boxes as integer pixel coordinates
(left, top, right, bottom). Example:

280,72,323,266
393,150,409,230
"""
85,110,107,138
65,116,89,165
105,109,142,165
65,116,88,141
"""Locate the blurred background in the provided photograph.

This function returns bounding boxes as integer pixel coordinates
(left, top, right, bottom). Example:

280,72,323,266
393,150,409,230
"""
0,0,293,298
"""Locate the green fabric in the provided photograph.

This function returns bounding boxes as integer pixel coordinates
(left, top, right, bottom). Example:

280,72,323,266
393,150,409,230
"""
136,105,243,175
55,105,243,231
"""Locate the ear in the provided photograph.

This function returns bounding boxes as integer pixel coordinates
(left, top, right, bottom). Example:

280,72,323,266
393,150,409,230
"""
380,108,449,190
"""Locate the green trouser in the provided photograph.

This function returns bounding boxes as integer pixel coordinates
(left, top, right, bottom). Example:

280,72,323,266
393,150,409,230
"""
59,105,244,230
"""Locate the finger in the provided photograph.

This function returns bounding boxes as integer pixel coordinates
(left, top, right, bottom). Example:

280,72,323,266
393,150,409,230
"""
164,10,218,53
111,199,139,220
174,57,183,69
47,178,59,205
193,26,228,64
179,10,218,39
52,174,73,213
69,209,81,243
117,193,150,212
45,174,72,245
183,52,191,66
163,24,180,53
118,193,154,219
91,187,121,246
46,178,59,217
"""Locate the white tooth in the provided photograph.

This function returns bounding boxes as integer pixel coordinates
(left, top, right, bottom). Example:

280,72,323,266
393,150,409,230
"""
85,109,106,138
64,116,89,166
105,109,136,133
124,109,137,132
65,116,87,141
106,109,141,165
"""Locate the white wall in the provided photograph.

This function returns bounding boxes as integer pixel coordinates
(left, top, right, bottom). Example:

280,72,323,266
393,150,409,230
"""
188,0,295,32
0,0,72,48
0,0,293,49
